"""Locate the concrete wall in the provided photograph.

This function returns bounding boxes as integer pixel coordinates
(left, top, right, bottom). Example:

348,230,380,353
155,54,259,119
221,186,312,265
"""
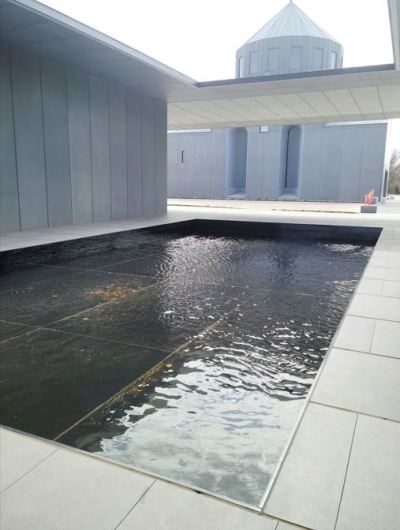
300,123,388,201
167,129,226,199
245,127,283,199
0,44,167,233
168,122,387,202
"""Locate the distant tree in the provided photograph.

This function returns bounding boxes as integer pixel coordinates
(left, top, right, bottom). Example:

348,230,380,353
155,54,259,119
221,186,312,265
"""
388,150,400,194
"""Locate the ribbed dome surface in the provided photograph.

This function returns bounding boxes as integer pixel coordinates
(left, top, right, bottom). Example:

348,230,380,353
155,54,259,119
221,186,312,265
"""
245,1,338,44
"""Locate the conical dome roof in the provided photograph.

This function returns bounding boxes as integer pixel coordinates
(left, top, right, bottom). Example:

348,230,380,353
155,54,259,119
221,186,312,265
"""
245,1,339,44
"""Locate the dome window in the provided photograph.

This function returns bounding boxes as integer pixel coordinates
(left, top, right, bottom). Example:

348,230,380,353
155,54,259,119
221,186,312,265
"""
267,48,279,74
330,51,338,69
249,51,258,76
290,46,302,71
238,57,245,78
312,48,323,70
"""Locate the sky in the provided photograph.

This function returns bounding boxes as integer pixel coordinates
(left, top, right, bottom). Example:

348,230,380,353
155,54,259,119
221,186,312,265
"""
40,0,399,152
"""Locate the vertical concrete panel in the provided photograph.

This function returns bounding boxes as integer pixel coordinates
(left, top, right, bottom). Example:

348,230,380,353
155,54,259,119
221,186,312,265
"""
40,59,72,227
89,77,111,222
300,127,323,200
246,129,263,199
210,129,226,198
338,127,363,202
285,126,302,191
319,127,342,200
177,133,195,198
155,99,167,214
194,134,212,198
225,128,247,196
141,95,156,216
0,45,20,232
261,130,282,199
11,49,48,230
359,125,387,198
109,83,128,220
67,69,92,224
167,133,179,197
126,90,142,217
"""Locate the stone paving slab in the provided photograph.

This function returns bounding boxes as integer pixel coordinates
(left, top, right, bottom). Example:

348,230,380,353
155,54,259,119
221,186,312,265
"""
335,415,400,530
117,481,278,530
348,292,400,321
0,434,154,530
356,277,384,295
311,348,400,421
276,521,305,530
371,319,400,357
264,403,356,530
333,315,375,352
0,428,57,491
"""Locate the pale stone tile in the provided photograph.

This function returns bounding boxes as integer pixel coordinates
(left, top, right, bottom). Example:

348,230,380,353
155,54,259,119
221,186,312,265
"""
277,522,307,529
367,257,388,268
333,316,375,352
118,480,278,530
370,320,400,358
373,245,392,252
382,280,400,298
387,258,400,268
0,428,57,491
373,250,400,259
264,403,356,530
311,348,400,421
356,278,383,295
364,266,400,281
336,416,400,530
348,293,400,322
0,449,154,530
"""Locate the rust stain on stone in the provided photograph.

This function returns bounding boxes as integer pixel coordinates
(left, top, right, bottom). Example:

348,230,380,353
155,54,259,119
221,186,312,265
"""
87,284,137,303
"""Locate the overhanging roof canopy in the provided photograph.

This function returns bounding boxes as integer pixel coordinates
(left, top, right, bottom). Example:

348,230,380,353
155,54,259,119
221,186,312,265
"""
0,0,196,98
1,0,400,129
168,65,400,128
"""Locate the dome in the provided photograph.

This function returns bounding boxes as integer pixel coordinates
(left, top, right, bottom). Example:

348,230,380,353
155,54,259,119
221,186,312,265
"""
245,1,339,45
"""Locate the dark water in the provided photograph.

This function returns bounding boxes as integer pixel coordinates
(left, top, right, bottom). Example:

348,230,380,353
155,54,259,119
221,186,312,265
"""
0,225,374,506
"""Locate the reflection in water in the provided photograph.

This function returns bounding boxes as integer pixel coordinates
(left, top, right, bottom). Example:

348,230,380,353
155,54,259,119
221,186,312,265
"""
61,233,372,507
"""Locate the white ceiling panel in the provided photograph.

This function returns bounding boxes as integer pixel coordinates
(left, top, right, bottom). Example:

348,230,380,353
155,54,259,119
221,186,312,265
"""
323,89,361,117
350,87,383,116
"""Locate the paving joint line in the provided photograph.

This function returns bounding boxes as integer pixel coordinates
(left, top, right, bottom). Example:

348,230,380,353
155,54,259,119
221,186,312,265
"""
34,325,170,354
309,400,400,424
330,345,400,361
333,414,359,530
113,479,157,529
53,291,256,442
0,445,59,494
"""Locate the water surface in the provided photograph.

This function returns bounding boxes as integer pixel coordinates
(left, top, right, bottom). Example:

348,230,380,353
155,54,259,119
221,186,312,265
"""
53,231,372,506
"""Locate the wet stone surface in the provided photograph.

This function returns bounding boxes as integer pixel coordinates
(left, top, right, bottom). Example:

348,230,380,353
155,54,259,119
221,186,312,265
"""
0,328,167,439
0,270,154,326
0,226,374,507
0,320,35,343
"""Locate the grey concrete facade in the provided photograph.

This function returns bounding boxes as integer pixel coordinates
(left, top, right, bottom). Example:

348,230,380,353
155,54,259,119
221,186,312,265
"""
168,2,388,202
0,44,167,233
168,122,388,202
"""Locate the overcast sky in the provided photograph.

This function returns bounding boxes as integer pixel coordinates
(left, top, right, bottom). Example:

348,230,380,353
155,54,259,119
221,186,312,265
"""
41,0,399,152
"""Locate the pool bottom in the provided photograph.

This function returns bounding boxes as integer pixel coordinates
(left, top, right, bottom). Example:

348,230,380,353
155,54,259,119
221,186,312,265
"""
0,221,378,506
